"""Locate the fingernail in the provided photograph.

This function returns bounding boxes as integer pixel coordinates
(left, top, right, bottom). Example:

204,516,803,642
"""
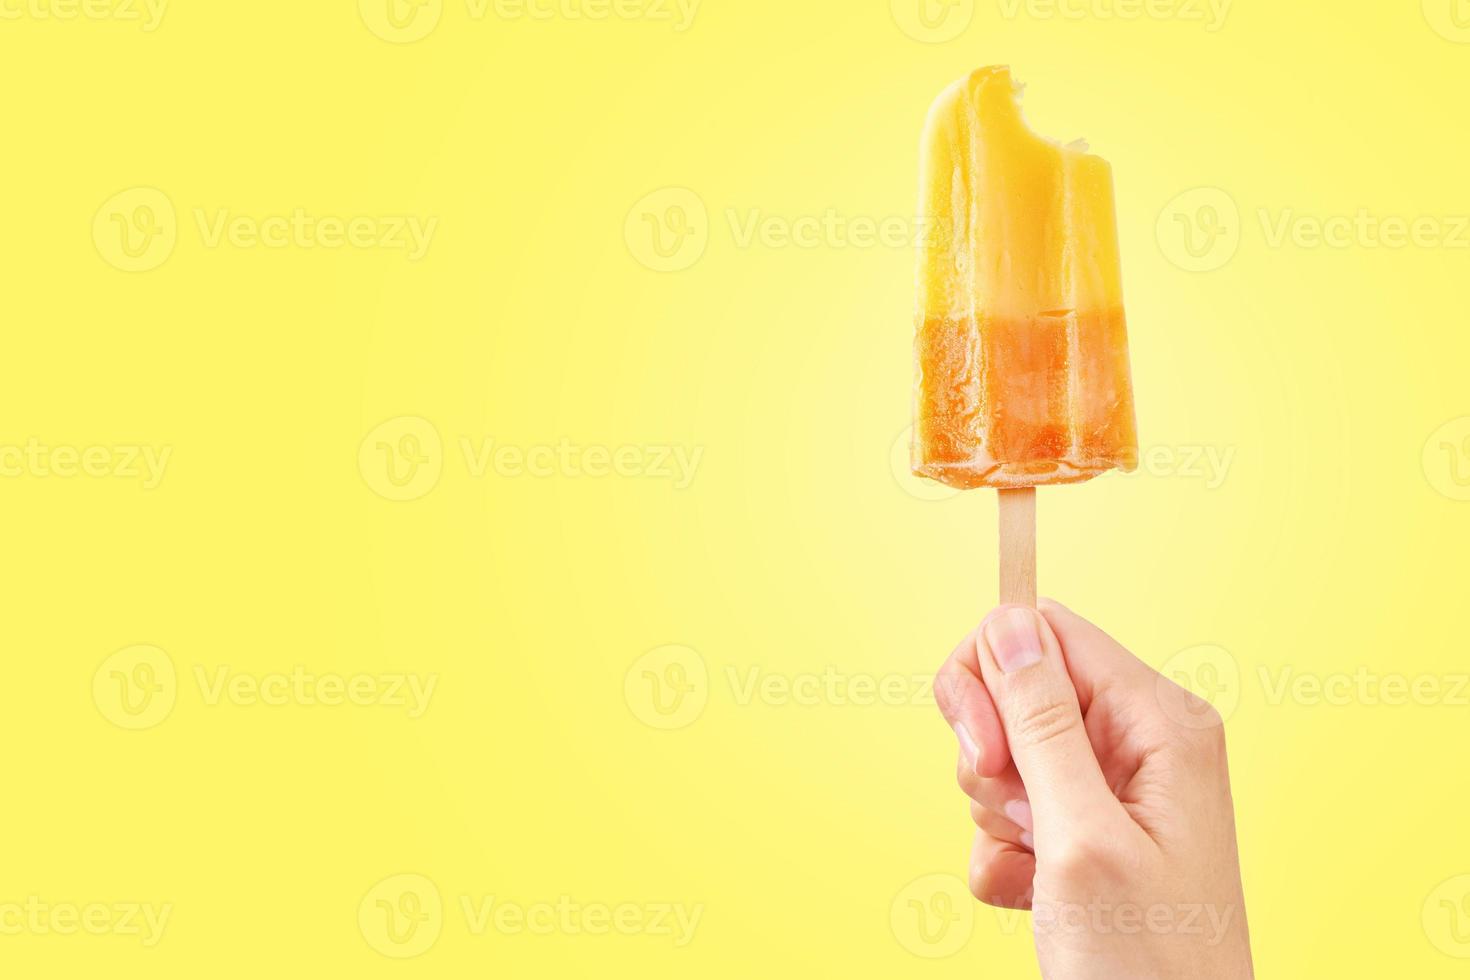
983,608,1044,673
955,723,980,774
1020,830,1034,850
1003,799,1033,833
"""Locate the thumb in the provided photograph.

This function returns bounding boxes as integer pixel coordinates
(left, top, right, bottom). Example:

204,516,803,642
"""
974,605,1118,834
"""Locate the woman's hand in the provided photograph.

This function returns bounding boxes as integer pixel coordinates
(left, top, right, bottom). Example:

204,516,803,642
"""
935,600,1254,979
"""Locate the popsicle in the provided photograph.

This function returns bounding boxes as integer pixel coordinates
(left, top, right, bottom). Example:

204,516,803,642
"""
910,67,1138,605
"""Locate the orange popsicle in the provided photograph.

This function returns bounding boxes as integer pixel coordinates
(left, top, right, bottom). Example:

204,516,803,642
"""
911,67,1138,491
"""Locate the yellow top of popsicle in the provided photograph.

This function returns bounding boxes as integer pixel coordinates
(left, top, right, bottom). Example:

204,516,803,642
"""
918,66,1124,324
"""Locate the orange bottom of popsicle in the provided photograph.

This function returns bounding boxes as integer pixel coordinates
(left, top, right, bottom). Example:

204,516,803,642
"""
912,308,1138,489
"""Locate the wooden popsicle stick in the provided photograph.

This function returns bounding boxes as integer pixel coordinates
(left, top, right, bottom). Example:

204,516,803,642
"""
997,487,1037,608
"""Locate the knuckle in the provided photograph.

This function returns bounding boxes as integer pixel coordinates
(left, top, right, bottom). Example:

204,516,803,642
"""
1170,682,1222,725
1157,678,1226,732
1190,700,1226,732
1184,720,1228,764
1009,698,1081,749
1046,834,1121,883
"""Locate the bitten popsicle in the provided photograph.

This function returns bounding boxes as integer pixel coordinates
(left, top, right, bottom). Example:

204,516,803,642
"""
911,67,1139,605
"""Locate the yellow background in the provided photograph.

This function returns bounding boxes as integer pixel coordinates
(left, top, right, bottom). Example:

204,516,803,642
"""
3,0,1469,975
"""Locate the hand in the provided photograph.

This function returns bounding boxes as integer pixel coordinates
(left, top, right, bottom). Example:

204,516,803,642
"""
935,600,1254,979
